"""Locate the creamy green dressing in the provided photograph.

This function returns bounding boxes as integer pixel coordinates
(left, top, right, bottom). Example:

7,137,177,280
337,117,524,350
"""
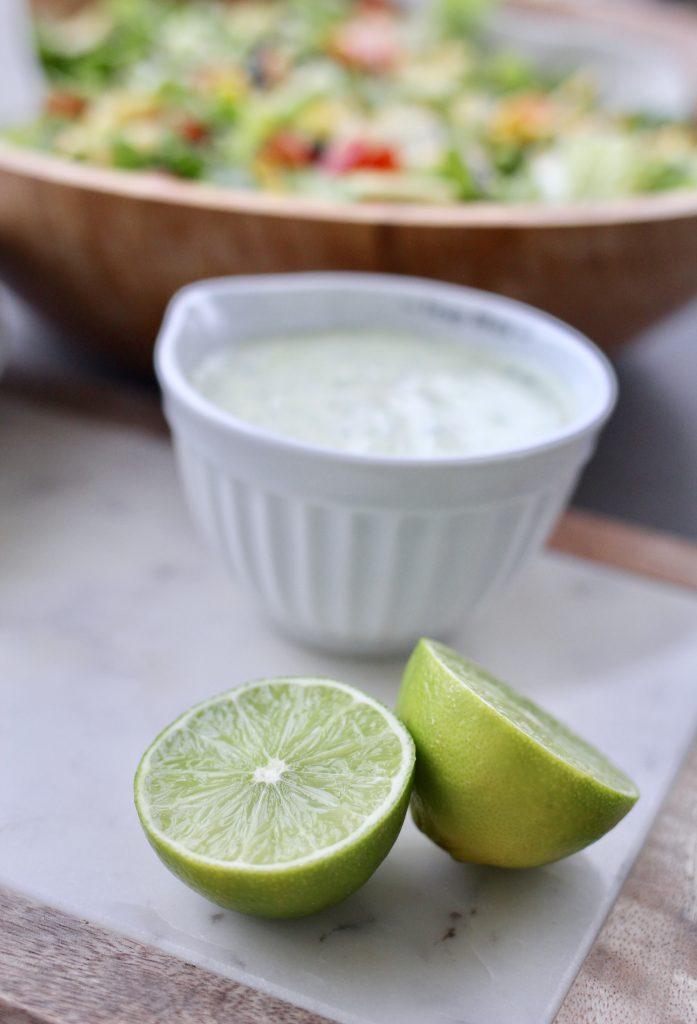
190,331,574,458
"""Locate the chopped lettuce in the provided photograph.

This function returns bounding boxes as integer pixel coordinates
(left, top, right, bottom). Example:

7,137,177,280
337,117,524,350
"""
9,0,697,204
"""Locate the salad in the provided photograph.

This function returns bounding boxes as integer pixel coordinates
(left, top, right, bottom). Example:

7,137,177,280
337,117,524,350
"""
9,0,697,203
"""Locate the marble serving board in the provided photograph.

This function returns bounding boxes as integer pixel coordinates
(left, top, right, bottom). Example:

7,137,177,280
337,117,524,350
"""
2,396,697,1024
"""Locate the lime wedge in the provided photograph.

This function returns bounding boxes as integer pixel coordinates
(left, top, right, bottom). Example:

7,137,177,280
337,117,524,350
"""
396,639,639,868
135,678,415,917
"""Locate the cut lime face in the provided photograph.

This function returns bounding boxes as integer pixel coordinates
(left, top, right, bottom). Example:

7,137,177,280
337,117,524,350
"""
135,678,415,917
397,639,639,869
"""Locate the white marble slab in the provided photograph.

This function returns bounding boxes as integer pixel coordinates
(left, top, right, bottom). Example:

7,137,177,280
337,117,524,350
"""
1,397,696,1024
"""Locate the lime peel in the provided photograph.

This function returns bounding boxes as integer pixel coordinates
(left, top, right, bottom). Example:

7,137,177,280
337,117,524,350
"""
397,638,639,869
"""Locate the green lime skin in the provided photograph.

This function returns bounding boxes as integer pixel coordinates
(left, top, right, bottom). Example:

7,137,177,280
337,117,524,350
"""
396,639,639,869
138,793,412,918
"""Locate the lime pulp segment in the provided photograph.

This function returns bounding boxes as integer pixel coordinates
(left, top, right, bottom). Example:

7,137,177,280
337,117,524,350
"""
134,677,415,920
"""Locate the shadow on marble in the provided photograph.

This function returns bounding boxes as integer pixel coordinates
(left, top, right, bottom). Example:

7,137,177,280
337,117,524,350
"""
107,843,604,1024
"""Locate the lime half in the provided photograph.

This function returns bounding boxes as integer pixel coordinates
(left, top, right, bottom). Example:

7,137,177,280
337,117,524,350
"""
135,678,415,917
397,639,639,868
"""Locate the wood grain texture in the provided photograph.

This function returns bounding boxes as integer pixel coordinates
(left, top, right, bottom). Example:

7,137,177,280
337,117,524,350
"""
2,366,167,437
1,732,695,1024
550,508,697,593
3,1,697,371
0,889,332,1024
554,741,697,1024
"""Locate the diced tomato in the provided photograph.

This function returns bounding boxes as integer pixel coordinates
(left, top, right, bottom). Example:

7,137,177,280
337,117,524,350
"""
323,139,400,174
261,130,316,168
178,118,210,145
329,15,401,73
357,0,397,12
45,91,87,119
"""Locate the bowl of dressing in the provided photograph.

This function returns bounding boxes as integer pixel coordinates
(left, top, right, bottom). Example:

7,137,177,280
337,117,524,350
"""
155,272,616,655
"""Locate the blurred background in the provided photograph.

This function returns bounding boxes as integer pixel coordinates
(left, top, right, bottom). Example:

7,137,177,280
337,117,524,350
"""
1,0,696,541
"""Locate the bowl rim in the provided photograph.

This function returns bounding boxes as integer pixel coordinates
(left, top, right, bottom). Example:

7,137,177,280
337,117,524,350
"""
155,271,618,470
3,140,697,230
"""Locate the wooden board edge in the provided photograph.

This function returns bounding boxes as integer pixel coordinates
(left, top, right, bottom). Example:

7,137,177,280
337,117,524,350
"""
2,733,695,1024
2,367,167,438
554,738,697,1024
0,887,333,1024
550,508,697,592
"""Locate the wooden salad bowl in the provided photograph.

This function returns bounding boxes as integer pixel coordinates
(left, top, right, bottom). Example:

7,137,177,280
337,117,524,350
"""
2,0,697,373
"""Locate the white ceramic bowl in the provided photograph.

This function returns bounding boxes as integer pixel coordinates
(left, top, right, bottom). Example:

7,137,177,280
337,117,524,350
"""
155,273,616,655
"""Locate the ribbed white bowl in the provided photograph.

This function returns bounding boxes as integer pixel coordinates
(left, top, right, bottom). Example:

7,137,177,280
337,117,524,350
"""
156,273,616,655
